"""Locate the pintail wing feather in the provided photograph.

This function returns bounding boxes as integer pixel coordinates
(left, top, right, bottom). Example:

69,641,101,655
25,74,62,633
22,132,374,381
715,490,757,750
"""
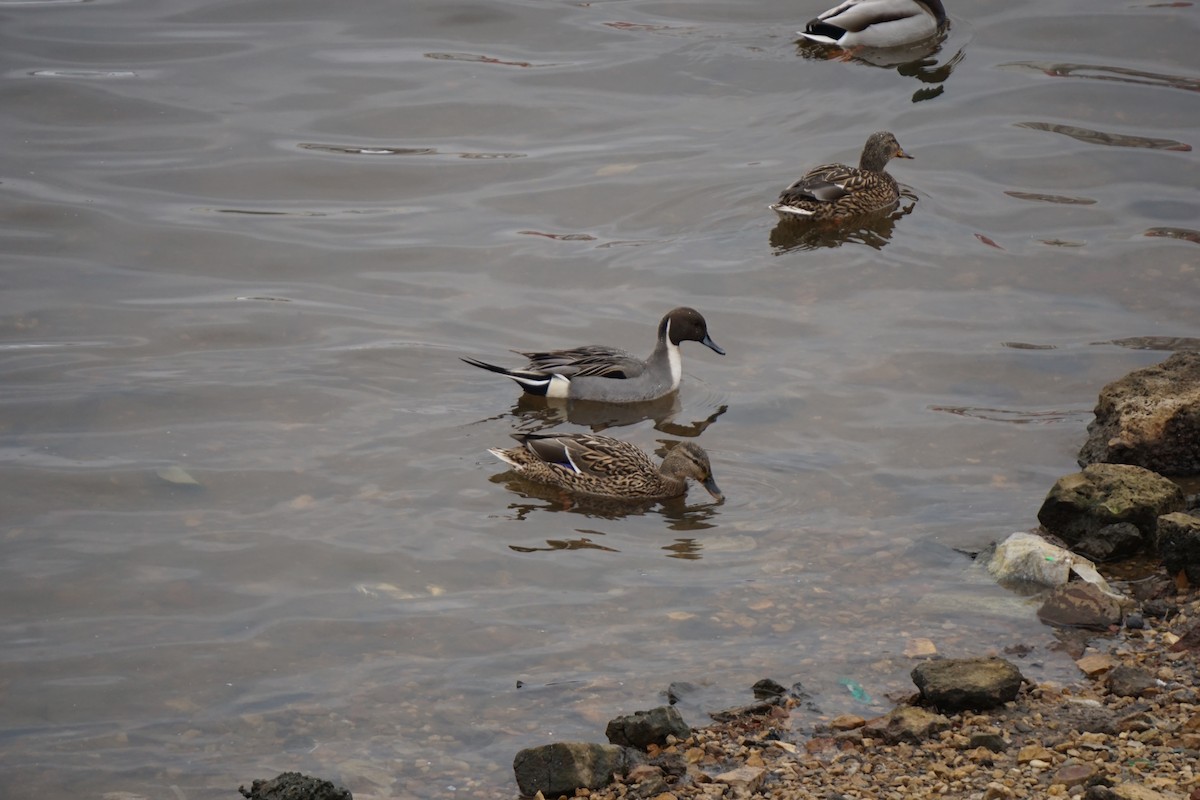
517,345,644,379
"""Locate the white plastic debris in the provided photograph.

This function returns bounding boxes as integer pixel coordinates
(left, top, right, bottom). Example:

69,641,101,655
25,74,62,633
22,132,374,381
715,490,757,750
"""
986,532,1114,593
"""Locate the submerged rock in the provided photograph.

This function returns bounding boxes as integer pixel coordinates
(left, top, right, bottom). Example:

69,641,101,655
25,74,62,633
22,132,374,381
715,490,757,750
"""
911,657,1026,712
1077,351,1200,477
750,677,788,700
238,773,351,800
1037,581,1127,630
512,741,640,797
1037,463,1185,556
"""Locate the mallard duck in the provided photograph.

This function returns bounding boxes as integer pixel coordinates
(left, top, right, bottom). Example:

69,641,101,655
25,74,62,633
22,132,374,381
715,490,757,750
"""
462,307,724,403
769,131,912,222
489,433,723,502
798,0,947,49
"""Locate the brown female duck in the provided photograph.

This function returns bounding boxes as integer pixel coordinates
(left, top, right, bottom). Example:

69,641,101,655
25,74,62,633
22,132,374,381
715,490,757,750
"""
489,432,723,502
770,131,912,222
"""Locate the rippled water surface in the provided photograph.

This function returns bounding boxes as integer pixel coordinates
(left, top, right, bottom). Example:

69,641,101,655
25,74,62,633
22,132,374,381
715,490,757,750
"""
2,0,1198,796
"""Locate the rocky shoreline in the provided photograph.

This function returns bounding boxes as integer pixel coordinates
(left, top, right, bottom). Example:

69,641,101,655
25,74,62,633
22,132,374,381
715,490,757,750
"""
509,352,1200,800
513,581,1198,800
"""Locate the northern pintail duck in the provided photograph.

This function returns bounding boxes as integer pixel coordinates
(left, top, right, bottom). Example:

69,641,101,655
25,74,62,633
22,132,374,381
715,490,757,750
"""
489,432,723,502
463,307,724,403
770,131,912,222
798,0,947,49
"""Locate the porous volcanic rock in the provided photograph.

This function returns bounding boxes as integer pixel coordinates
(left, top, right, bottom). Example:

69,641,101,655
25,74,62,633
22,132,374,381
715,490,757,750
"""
238,772,351,800
1077,350,1200,477
1037,463,1185,555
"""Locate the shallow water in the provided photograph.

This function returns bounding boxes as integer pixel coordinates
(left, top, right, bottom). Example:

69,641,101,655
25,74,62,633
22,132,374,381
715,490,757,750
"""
1,0,1198,797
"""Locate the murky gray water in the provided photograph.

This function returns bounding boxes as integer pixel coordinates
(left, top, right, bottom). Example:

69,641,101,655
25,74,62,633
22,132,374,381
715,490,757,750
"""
2,0,1198,796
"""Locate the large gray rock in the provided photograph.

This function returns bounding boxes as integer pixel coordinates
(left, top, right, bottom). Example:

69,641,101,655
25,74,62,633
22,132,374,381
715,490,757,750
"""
911,657,1025,712
513,742,640,798
605,705,691,749
1077,351,1200,477
1156,511,1200,584
1037,464,1185,556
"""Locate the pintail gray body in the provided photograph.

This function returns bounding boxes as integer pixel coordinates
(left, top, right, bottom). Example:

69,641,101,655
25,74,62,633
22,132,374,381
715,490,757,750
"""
463,307,724,403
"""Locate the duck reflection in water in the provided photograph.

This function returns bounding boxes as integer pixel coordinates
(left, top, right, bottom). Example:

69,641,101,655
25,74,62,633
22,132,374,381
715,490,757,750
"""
508,391,728,438
495,471,723,524
508,531,711,560
769,196,915,253
796,40,966,103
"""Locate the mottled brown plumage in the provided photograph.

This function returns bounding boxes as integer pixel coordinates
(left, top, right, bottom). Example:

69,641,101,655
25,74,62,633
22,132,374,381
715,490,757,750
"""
770,131,912,222
489,433,723,502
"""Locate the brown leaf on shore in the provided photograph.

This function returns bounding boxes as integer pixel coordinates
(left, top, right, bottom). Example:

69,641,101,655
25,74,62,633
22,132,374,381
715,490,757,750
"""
1176,569,1192,592
1170,620,1200,652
